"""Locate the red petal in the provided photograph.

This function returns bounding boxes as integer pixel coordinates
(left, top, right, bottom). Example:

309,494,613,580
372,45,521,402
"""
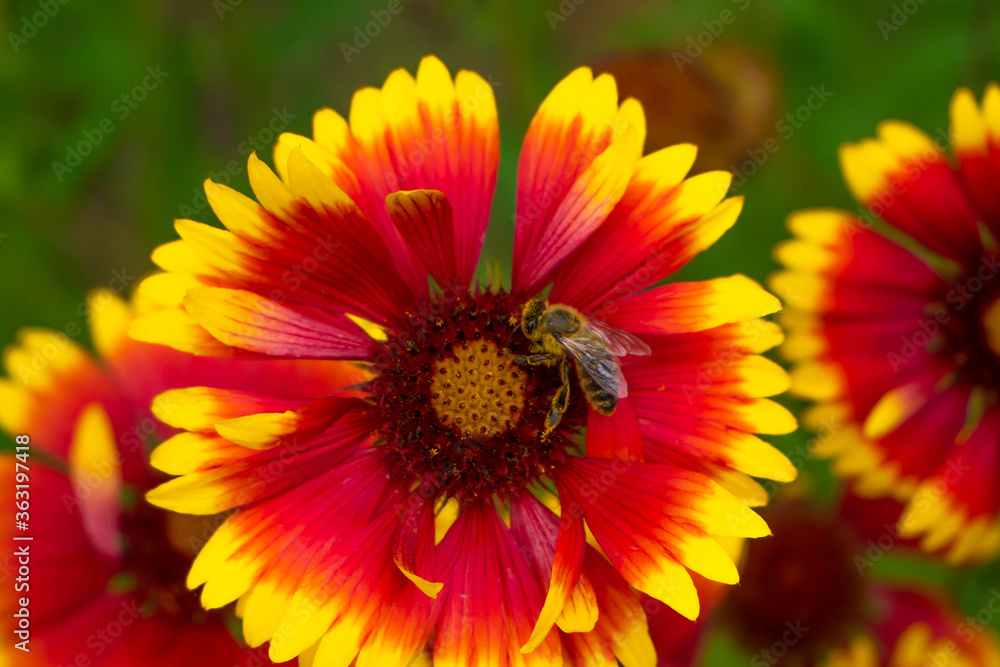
432,503,560,666
386,190,461,290
550,159,738,311
183,287,372,359
393,493,443,598
558,457,757,619
602,276,780,336
951,85,1000,235
511,68,643,296
839,124,981,260
338,57,500,286
147,409,377,515
510,493,588,651
560,546,656,666
585,397,642,461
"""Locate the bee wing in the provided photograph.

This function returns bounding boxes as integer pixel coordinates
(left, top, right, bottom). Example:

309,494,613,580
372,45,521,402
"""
557,335,629,399
583,318,652,357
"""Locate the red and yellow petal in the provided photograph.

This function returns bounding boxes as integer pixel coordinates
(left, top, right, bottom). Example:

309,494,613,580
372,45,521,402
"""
150,431,250,476
773,208,947,415
68,403,123,559
184,450,392,618
393,495,444,599
512,67,645,295
509,493,589,652
265,510,402,663
839,122,981,260
561,547,657,667
550,149,740,311
129,307,243,357
316,56,500,287
146,409,376,515
603,275,781,336
182,286,372,359
557,457,766,621
952,84,1000,235
136,150,422,356
214,395,361,450
151,386,310,432
386,190,460,289
623,322,796,484
1,327,117,461
898,410,1000,562
431,503,561,667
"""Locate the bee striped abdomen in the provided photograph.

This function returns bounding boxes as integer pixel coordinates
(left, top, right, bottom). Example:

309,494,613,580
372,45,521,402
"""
577,366,618,415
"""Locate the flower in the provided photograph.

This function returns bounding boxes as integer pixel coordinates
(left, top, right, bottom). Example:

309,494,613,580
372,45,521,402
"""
133,55,796,665
821,588,1000,667
0,288,357,666
719,491,1000,667
772,83,1000,563
724,498,869,663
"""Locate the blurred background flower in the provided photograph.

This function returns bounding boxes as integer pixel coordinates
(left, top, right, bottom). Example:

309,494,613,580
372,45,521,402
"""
773,83,1000,565
716,487,1000,666
2,0,999,665
0,288,359,665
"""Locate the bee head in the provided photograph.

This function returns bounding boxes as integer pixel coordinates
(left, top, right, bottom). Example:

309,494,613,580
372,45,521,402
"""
520,299,546,340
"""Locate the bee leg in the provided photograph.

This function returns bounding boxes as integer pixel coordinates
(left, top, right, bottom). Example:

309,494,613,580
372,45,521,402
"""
545,384,569,433
513,353,554,365
543,356,571,437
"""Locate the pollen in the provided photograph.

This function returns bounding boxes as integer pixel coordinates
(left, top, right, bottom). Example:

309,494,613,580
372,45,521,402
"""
431,340,525,437
368,289,586,501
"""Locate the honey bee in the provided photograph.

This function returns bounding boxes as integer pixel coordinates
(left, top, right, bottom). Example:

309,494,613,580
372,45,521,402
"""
514,298,651,433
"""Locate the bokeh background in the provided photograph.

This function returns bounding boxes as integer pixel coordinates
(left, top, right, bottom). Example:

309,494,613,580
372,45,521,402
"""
1,0,998,663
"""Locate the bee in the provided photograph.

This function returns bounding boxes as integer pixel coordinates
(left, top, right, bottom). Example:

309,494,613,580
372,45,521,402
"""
514,298,651,434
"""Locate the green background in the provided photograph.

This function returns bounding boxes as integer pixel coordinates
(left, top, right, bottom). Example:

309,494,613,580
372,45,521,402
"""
1,0,999,663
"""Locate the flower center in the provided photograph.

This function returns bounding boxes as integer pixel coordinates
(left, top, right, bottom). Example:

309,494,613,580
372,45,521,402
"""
369,290,584,502
724,501,867,661
116,487,223,623
929,267,1000,390
430,340,525,437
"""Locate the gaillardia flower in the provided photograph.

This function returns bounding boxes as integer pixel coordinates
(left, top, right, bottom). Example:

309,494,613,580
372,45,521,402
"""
133,56,796,665
772,83,1000,563
821,588,1000,667
720,491,1000,667
0,289,356,665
